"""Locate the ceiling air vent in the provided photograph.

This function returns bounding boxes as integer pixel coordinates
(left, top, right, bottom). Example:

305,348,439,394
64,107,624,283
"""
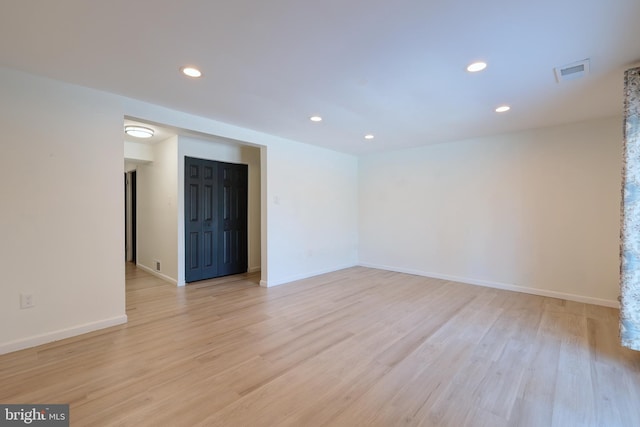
554,59,590,83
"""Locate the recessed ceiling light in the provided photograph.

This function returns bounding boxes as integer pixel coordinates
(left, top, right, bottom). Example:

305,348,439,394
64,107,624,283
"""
467,61,487,72
309,116,323,122
124,125,154,138
495,105,511,113
364,134,375,140
180,66,202,78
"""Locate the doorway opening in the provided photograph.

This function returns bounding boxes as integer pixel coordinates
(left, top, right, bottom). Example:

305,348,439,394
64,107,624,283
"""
124,118,263,287
124,169,137,264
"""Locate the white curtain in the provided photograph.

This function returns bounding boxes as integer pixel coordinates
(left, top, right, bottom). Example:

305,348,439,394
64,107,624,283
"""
620,66,640,351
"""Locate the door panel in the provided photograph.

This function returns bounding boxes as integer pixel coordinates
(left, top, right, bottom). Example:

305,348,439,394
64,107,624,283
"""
203,230,214,268
189,184,198,221
217,162,248,276
185,157,218,282
189,232,199,269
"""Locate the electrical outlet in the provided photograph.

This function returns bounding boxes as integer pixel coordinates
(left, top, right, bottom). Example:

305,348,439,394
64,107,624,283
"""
155,260,161,271
20,293,34,309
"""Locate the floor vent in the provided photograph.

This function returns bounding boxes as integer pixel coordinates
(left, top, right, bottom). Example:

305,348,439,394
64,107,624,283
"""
554,59,590,83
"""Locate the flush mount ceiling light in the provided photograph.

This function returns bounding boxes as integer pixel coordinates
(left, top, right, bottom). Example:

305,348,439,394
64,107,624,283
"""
124,125,154,138
495,105,511,113
309,115,323,122
180,66,202,78
466,61,487,72
364,134,375,140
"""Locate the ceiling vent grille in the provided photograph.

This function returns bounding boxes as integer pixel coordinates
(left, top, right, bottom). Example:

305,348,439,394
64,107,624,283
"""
554,59,590,83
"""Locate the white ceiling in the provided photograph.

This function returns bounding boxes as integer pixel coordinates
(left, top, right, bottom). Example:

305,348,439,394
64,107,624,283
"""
1,0,639,154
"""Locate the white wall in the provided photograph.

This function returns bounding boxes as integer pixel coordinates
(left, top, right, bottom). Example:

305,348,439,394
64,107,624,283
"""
136,136,179,283
124,140,153,162
0,68,126,354
359,117,622,306
177,135,262,285
265,138,359,285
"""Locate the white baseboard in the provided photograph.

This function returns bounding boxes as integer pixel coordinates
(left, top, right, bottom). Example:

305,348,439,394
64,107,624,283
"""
0,315,128,355
249,266,261,273
259,263,358,288
137,263,178,285
359,262,620,308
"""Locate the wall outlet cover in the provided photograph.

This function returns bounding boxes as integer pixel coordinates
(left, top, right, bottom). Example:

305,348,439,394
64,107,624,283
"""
20,293,34,309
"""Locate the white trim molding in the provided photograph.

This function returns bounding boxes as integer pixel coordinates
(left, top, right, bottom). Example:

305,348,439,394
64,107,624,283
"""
137,263,178,285
259,263,358,288
0,315,128,355
359,263,620,309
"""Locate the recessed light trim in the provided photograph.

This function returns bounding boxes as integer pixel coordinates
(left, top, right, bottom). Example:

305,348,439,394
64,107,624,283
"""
180,66,202,78
467,61,487,72
364,134,375,140
125,125,154,139
309,115,323,122
495,105,511,113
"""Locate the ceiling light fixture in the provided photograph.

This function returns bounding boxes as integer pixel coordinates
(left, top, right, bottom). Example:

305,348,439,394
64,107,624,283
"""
467,61,487,72
364,134,375,140
124,125,154,138
180,66,202,78
495,105,511,113
309,115,323,122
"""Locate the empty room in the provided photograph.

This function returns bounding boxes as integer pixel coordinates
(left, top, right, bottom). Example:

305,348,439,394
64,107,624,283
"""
1,1,639,426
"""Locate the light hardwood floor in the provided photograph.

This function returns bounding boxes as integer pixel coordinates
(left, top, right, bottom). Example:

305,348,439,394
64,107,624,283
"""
1,265,639,426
